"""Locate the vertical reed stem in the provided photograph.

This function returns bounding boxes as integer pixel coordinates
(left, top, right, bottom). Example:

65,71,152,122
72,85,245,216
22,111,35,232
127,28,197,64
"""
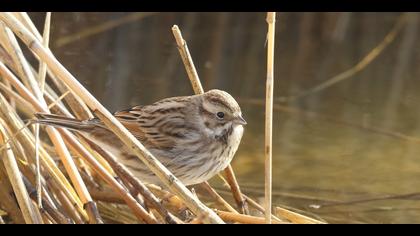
200,182,238,213
35,11,51,209
38,12,51,92
172,25,204,94
265,12,276,224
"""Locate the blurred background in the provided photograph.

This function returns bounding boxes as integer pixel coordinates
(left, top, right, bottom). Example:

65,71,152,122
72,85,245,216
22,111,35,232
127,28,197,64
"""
29,12,420,223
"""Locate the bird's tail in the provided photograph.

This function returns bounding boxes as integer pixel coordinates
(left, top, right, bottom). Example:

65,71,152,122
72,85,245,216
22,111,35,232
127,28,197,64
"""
33,113,95,132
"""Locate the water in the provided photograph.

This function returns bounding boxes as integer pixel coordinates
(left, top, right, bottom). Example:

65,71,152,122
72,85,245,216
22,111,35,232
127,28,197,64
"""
30,12,420,223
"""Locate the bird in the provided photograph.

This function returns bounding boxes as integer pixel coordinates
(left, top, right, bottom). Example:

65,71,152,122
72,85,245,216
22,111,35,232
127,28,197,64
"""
34,89,246,186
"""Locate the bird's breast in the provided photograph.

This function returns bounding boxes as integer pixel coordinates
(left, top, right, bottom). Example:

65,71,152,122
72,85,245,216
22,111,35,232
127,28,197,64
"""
226,125,244,157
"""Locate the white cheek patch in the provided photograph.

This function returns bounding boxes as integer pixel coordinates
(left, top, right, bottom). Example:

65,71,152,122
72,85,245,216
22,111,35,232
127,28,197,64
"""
201,121,231,138
203,125,215,137
214,122,232,136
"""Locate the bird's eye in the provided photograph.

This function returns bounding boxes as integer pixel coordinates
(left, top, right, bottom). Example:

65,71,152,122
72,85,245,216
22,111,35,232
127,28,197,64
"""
216,112,225,119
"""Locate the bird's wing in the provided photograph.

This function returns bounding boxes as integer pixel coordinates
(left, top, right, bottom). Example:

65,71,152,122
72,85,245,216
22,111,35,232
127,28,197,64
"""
113,105,183,151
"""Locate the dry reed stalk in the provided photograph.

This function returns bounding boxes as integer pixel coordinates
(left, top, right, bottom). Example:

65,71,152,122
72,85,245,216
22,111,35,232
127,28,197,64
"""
0,162,26,223
82,137,180,224
2,76,15,108
111,169,143,205
14,145,64,215
21,61,91,120
84,202,103,224
275,207,325,224
77,139,115,177
188,218,203,224
241,194,267,213
0,37,98,219
0,12,224,224
0,25,43,208
218,174,283,222
2,105,76,223
0,121,42,224
0,23,35,92
148,185,187,212
0,64,95,219
38,12,50,92
34,12,51,209
172,24,248,214
42,92,113,183
88,187,126,204
48,180,84,224
41,188,60,214
49,77,93,120
0,66,155,223
200,182,239,214
264,12,276,224
222,166,249,214
0,20,97,220
66,136,157,223
0,63,88,221
13,12,93,120
21,175,72,224
1,18,103,221
0,82,36,115
76,163,99,190
0,24,46,101
42,91,115,180
45,86,69,110
44,91,78,116
40,212,53,224
60,130,158,224
171,25,204,94
215,210,285,224
97,202,139,224
3,121,83,221
12,13,92,121
11,13,43,41
37,181,77,224
0,45,13,67
149,209,169,224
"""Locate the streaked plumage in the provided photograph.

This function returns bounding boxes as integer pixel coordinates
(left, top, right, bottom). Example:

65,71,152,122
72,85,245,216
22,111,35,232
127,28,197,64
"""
35,89,246,186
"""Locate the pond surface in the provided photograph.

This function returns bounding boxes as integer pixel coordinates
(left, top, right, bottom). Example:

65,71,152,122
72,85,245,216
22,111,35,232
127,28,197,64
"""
30,12,420,223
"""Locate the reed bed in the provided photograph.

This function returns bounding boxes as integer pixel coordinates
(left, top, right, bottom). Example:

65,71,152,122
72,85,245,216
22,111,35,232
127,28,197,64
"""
0,12,324,224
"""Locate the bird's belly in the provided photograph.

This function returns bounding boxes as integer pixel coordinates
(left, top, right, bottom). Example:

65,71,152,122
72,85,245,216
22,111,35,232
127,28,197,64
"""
86,125,244,186
176,125,244,185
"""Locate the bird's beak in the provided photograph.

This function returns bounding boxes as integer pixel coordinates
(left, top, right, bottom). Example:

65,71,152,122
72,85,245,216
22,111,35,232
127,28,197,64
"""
235,115,247,126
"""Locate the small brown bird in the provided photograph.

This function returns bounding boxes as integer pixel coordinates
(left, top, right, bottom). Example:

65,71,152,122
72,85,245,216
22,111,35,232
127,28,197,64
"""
35,89,246,186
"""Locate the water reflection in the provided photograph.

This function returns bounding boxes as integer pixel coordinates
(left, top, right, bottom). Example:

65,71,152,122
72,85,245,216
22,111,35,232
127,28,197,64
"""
31,12,420,223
